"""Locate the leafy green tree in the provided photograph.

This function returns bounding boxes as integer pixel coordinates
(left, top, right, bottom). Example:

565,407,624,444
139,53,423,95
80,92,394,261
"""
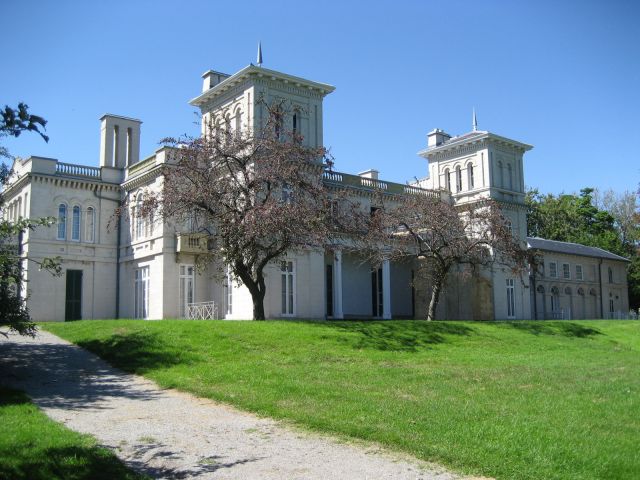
1,103,58,337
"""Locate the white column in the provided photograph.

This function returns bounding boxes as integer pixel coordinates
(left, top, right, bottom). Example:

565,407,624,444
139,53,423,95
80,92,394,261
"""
333,250,344,319
382,258,391,319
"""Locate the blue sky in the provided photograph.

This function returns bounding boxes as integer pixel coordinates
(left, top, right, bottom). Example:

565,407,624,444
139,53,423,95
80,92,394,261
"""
2,0,639,195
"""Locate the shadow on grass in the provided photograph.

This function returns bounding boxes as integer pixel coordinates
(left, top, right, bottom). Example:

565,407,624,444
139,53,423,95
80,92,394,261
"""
504,321,602,338
324,320,475,352
0,445,146,480
76,331,191,374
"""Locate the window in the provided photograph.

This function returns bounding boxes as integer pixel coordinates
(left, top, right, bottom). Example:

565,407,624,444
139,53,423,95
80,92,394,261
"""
467,163,474,189
507,163,513,190
135,194,145,240
280,260,295,316
497,161,504,188
57,204,67,240
608,267,613,284
609,298,614,314
445,169,451,191
224,266,233,316
71,206,81,241
506,279,515,318
85,207,95,243
179,265,195,318
575,264,583,280
134,267,150,319
551,286,560,312
548,261,557,278
562,263,570,279
292,113,297,134
455,166,462,192
234,108,242,136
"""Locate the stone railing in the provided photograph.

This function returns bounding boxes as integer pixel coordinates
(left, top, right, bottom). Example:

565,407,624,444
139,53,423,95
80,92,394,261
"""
322,170,441,198
175,233,210,253
56,162,101,179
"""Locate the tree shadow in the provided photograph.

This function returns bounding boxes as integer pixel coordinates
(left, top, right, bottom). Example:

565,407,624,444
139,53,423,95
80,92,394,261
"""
321,320,475,352
75,331,195,374
0,445,147,480
503,321,602,338
0,334,172,411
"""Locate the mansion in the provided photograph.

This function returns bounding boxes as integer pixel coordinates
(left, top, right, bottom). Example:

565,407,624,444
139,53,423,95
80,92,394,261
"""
2,63,630,321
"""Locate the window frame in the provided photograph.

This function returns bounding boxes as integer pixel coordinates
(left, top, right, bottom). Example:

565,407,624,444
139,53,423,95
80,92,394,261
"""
562,262,570,280
575,264,583,281
548,261,557,278
57,203,67,240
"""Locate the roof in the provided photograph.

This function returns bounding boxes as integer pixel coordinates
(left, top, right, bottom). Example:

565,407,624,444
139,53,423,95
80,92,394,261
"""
190,65,335,107
418,130,533,158
526,237,630,262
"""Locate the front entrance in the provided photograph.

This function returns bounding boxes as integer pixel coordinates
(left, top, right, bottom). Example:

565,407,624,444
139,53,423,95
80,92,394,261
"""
65,270,82,321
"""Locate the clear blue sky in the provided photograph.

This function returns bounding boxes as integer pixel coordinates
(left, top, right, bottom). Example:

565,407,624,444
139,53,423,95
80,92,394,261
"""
2,0,639,195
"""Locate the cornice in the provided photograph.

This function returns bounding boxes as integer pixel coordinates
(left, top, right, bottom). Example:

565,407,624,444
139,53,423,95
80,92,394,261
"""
122,165,163,190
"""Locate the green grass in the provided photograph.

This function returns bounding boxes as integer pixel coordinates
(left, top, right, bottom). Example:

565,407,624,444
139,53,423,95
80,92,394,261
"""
43,319,640,480
0,387,146,480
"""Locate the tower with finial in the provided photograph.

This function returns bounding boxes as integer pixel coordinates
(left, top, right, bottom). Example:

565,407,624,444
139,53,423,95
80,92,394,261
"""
472,108,478,132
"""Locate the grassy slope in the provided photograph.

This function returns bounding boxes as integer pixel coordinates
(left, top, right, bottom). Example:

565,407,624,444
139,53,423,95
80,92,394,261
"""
0,387,146,480
44,320,640,480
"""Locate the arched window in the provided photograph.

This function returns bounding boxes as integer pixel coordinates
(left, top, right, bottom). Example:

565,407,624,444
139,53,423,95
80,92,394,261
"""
293,113,298,134
85,207,95,243
72,206,81,241
445,169,451,191
57,204,67,240
224,113,231,143
497,161,504,188
608,267,613,284
135,194,145,240
507,163,513,190
234,108,242,137
467,163,474,189
455,166,462,192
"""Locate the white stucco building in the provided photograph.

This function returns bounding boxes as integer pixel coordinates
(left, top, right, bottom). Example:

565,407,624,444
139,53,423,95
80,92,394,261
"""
2,63,630,321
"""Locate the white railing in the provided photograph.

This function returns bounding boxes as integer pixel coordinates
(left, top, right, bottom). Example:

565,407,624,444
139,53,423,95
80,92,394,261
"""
186,301,218,320
609,310,639,320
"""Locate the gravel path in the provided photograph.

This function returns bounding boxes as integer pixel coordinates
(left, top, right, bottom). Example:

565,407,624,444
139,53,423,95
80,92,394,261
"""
0,330,464,480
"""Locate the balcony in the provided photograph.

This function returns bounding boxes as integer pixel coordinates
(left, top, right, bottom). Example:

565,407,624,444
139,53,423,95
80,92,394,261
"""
176,233,211,254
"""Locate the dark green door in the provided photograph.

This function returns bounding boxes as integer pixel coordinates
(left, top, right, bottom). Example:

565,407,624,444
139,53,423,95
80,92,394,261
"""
65,270,82,321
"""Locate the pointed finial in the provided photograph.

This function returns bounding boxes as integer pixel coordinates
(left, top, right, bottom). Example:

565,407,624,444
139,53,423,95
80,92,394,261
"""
257,42,263,67
472,108,478,132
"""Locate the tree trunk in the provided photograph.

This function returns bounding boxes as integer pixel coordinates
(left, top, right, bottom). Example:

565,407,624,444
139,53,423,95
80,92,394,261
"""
234,263,267,321
252,296,266,320
427,280,443,321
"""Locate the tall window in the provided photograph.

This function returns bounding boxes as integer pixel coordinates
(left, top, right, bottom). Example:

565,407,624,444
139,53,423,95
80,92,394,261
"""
562,263,570,279
548,261,557,278
71,206,81,241
57,204,67,240
497,161,504,187
134,267,150,319
234,108,242,136
224,266,233,316
85,207,95,243
179,265,195,318
506,279,515,318
551,286,560,313
507,163,513,190
445,169,451,191
575,264,583,280
280,260,295,316
608,267,613,284
135,194,145,240
467,163,474,189
455,166,462,192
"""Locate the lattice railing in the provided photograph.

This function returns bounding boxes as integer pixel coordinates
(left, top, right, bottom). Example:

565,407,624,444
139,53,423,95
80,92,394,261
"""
186,301,218,320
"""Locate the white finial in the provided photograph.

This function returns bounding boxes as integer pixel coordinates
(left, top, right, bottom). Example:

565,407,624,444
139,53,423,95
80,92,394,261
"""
472,107,478,131
257,42,263,67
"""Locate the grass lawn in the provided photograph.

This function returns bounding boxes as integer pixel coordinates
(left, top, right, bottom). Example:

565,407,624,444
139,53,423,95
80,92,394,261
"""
43,319,640,480
0,386,146,480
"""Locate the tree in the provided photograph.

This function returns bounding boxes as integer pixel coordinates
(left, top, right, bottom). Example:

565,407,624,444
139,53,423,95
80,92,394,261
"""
1,103,58,337
150,102,355,320
526,188,624,256
367,194,527,320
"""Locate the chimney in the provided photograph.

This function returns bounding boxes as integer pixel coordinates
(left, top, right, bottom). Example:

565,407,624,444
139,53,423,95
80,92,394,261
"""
358,169,379,180
427,128,451,148
202,70,230,92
